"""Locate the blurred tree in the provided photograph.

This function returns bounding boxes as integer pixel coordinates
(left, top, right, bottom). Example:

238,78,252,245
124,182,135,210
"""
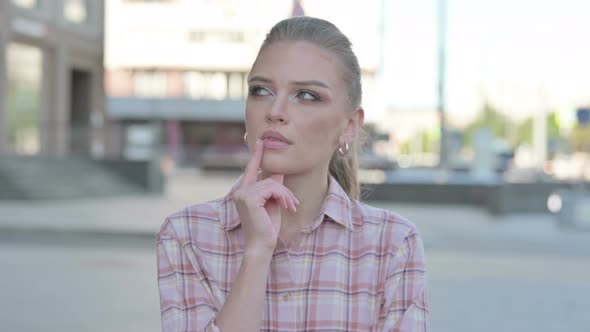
463,101,508,148
399,128,437,154
462,100,563,150
547,112,561,139
571,125,590,152
516,118,533,145
421,129,437,153
516,112,561,145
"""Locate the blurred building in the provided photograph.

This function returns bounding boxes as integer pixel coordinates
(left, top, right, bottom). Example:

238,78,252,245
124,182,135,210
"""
104,0,380,168
0,0,106,157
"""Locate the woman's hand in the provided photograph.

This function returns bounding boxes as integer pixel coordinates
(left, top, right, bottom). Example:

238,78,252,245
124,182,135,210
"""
232,139,299,255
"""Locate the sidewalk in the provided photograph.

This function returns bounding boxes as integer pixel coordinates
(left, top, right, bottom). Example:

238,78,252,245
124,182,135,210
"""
1,169,588,256
0,169,235,238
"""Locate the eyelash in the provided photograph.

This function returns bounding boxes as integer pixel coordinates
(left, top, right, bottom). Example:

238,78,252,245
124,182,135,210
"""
296,90,321,102
248,86,270,96
248,86,321,102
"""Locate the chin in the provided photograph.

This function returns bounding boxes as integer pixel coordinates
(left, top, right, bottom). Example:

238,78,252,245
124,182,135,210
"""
260,156,296,175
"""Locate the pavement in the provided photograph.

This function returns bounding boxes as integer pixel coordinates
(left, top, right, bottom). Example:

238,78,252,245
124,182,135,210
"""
1,168,588,255
0,169,237,237
1,168,590,332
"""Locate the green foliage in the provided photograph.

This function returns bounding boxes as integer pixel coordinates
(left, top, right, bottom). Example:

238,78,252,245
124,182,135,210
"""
399,102,564,154
464,101,509,147
399,128,437,154
516,118,533,145
546,112,561,139
421,129,437,152
516,112,561,145
463,101,562,148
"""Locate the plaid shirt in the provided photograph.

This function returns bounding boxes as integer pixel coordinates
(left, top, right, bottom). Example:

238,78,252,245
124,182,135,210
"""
157,175,429,331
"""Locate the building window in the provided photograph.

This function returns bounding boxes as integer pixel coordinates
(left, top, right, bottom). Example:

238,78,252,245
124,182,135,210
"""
12,0,39,9
6,43,43,155
184,72,227,100
64,0,89,24
124,124,158,161
228,73,244,100
134,71,168,98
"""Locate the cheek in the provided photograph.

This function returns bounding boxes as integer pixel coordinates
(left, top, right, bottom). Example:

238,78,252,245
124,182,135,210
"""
301,115,340,152
244,102,259,132
244,111,253,132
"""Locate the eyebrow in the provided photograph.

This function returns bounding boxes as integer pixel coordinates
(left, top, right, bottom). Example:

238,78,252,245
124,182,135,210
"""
248,75,331,89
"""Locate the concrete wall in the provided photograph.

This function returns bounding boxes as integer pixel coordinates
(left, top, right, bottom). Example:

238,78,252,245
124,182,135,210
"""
361,180,589,215
98,159,164,193
361,182,493,206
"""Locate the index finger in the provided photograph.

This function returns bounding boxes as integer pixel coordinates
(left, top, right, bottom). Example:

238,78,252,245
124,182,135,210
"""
242,139,263,186
270,174,284,184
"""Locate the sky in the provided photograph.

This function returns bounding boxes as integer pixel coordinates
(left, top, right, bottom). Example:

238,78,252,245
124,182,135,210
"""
380,0,590,125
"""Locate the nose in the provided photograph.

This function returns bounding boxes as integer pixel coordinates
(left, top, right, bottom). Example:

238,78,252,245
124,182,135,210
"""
266,95,289,124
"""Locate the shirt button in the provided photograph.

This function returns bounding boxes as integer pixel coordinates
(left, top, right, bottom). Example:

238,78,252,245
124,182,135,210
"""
282,293,290,301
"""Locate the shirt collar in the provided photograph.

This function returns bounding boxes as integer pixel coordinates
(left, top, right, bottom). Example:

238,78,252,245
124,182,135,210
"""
219,174,356,232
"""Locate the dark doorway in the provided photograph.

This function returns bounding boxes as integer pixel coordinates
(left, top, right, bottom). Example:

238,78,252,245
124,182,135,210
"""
69,69,92,154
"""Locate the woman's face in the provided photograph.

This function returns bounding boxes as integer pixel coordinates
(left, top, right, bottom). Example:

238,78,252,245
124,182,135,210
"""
245,41,363,176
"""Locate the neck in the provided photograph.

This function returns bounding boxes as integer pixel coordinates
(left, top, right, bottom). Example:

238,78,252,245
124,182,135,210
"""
267,167,330,230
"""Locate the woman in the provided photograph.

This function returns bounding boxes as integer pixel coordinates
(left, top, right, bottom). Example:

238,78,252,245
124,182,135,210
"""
157,16,429,332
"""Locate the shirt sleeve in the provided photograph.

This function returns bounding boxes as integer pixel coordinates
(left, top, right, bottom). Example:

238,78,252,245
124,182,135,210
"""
157,219,221,332
379,230,430,332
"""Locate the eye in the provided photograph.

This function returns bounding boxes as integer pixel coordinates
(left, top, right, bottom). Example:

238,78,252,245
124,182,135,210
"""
296,90,321,102
248,86,271,97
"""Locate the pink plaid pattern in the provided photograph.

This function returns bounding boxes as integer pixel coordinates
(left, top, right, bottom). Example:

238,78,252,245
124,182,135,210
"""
157,175,429,331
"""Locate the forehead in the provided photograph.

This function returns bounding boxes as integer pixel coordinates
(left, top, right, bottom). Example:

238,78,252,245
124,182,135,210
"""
250,41,345,88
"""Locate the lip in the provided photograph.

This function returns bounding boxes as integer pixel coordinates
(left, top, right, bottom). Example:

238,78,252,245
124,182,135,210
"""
260,130,292,144
260,130,292,150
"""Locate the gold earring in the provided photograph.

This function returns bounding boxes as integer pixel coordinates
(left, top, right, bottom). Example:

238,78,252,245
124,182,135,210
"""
243,132,248,145
338,143,349,156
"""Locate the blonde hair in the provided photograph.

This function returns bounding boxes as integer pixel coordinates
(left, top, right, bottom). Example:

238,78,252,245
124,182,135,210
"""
257,16,363,199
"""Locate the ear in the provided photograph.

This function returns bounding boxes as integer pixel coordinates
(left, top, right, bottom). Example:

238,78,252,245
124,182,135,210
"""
339,107,365,145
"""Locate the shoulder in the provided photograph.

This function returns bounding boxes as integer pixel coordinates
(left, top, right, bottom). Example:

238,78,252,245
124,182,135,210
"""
156,197,225,243
351,200,422,246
